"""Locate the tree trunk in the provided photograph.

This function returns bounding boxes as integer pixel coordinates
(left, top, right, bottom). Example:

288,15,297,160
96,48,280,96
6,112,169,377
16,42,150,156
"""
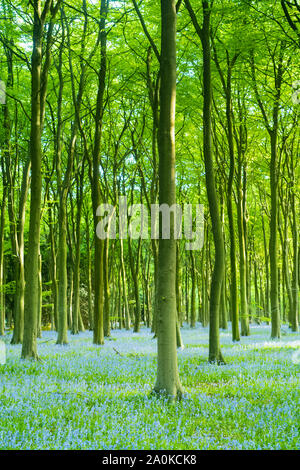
0,186,6,336
85,213,93,330
56,200,69,344
12,159,31,343
37,249,42,338
153,0,183,399
185,0,225,363
290,155,299,332
189,251,196,328
91,0,109,346
21,1,44,359
103,238,111,336
237,161,249,336
269,131,280,338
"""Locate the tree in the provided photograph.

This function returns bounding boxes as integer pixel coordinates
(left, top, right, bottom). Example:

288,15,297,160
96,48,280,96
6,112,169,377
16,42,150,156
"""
91,0,109,345
153,0,183,399
250,40,286,339
212,43,241,341
185,0,225,363
22,0,61,360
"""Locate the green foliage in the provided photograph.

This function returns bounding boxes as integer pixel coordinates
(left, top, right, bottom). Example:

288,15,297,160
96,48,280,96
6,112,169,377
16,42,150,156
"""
0,325,299,450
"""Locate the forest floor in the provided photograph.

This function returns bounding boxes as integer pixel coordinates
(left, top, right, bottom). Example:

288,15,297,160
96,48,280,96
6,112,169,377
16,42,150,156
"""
0,323,299,450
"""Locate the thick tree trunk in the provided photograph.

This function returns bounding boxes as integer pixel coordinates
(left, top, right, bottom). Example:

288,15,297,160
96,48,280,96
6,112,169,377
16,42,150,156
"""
153,0,183,399
91,0,109,345
22,0,61,359
21,1,43,359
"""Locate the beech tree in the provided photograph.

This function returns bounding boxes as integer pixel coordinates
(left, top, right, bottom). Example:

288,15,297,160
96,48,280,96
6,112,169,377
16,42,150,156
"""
185,0,225,363
153,0,183,398
0,0,298,394
22,0,61,359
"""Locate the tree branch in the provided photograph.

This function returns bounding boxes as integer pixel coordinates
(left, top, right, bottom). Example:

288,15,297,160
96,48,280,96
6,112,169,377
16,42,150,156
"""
132,0,161,63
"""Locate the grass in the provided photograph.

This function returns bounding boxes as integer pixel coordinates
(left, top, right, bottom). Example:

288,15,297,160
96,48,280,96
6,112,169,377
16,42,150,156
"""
0,323,299,450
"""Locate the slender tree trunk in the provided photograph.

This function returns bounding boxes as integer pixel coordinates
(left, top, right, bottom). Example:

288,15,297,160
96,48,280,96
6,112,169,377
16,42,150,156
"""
261,213,270,319
185,267,189,323
37,249,42,338
203,224,210,327
150,239,158,334
189,251,196,328
227,91,239,340
128,236,141,333
67,269,73,330
279,209,293,324
213,48,240,340
237,161,249,336
250,45,284,338
118,269,123,329
0,186,6,336
49,205,58,331
72,165,85,335
56,200,69,344
176,242,183,326
185,0,225,363
269,131,280,338
254,259,261,324
290,157,299,331
120,238,130,330
220,271,228,330
103,238,111,336
202,2,225,362
85,213,93,330
11,159,31,344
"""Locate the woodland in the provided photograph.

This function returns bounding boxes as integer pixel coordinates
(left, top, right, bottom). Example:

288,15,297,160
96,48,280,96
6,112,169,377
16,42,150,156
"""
0,0,299,451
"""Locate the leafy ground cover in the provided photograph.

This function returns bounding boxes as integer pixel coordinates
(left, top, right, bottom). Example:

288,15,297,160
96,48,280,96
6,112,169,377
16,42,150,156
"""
0,324,299,450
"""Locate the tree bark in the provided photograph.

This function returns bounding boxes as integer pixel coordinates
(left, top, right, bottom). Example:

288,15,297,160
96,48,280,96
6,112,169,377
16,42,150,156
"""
22,0,44,359
153,0,183,399
185,0,225,363
90,0,109,345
